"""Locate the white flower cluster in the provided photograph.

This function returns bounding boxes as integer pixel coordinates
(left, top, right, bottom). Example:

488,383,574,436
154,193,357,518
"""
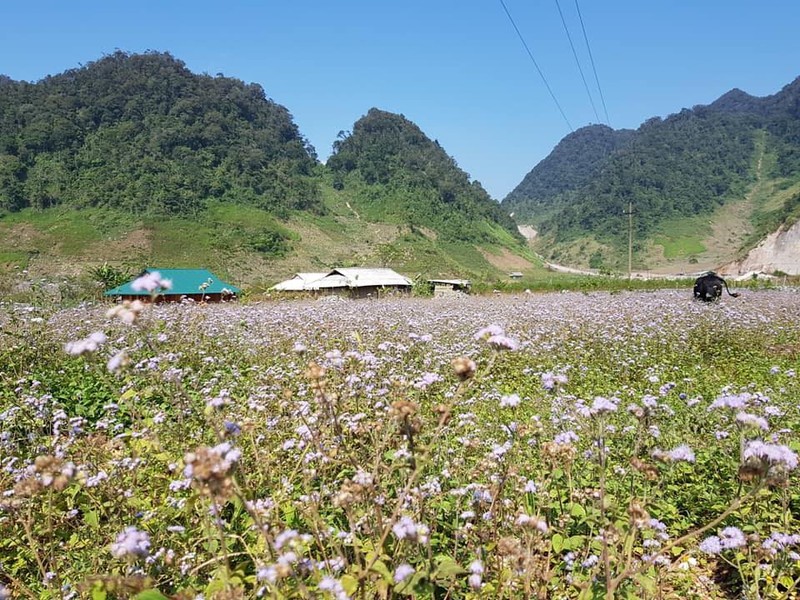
131,271,172,293
64,332,107,356
106,299,146,325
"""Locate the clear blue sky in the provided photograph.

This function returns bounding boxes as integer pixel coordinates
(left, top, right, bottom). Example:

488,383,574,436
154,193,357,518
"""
2,1,799,201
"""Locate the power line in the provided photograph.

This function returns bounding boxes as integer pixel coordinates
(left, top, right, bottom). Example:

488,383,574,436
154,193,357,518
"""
553,0,601,124
574,0,611,126
499,0,574,132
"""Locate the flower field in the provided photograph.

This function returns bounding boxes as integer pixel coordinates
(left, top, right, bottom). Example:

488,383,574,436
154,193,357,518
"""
1,289,799,599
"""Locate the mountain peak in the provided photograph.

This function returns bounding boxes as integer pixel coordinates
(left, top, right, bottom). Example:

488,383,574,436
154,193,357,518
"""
707,87,760,114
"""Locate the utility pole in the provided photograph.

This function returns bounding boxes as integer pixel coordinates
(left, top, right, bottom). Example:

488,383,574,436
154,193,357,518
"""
624,201,634,280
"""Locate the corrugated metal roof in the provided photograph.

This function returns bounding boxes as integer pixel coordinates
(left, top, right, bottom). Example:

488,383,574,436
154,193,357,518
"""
309,274,349,289
329,268,413,288
429,279,471,286
105,268,241,296
271,267,413,292
271,272,327,291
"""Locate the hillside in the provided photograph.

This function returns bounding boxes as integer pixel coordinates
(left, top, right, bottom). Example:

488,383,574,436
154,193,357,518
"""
0,51,321,216
326,108,522,244
0,52,539,296
503,77,800,273
503,125,635,217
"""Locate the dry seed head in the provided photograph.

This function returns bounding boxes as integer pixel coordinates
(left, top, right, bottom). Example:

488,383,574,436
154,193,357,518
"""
738,459,767,483
14,477,43,498
434,403,452,425
184,445,238,500
628,499,650,526
390,399,418,420
630,457,660,481
33,454,75,490
452,356,477,380
306,362,326,382
541,441,576,465
333,480,372,508
497,536,523,558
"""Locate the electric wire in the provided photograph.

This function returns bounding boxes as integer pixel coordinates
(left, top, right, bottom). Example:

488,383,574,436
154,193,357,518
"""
574,0,611,125
554,0,601,124
499,0,574,132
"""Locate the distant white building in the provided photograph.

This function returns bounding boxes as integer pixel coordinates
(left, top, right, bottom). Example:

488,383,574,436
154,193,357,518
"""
428,278,471,297
270,272,327,291
271,267,413,298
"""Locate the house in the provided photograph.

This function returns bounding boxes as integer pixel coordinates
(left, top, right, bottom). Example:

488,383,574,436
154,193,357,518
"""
317,268,413,298
508,272,524,280
105,268,240,303
271,272,327,292
271,267,413,298
428,279,471,297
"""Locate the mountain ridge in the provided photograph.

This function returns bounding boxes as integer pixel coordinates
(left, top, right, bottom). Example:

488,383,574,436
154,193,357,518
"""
0,51,536,292
502,76,800,273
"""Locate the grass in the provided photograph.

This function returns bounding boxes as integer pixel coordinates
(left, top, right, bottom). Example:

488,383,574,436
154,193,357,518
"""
652,217,708,259
0,207,138,256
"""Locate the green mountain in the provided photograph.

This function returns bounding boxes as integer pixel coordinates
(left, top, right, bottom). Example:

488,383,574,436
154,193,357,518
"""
503,125,635,217
326,108,522,244
0,51,321,216
0,52,537,295
503,77,800,271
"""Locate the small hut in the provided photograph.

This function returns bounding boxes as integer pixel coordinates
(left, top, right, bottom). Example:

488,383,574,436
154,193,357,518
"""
271,267,413,298
428,279,471,297
508,272,524,280
105,268,240,303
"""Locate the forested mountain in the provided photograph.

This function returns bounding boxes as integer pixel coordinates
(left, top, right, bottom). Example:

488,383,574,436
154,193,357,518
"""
327,108,522,243
0,52,533,287
503,77,800,250
503,125,634,212
0,51,321,216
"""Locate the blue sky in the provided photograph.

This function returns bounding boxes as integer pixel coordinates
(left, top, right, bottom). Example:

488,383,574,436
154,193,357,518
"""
2,1,799,201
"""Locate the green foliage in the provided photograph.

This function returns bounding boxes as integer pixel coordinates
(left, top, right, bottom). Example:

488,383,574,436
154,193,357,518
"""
503,124,635,215
89,262,133,290
503,78,800,258
0,51,321,216
327,108,523,244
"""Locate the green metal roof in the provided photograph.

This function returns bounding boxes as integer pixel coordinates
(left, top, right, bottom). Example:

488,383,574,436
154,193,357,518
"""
105,268,241,296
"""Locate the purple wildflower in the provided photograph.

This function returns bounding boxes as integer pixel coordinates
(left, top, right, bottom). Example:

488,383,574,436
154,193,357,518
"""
64,331,107,356
392,516,429,544
487,334,519,351
664,444,696,463
554,430,578,445
394,563,415,583
708,392,752,411
467,560,483,590
590,396,618,415
541,372,567,391
581,555,599,568
413,372,443,389
111,526,151,559
318,576,350,600
474,325,505,340
719,527,747,549
735,412,769,431
743,440,798,471
500,393,521,408
762,532,800,556
468,573,482,590
699,536,723,554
